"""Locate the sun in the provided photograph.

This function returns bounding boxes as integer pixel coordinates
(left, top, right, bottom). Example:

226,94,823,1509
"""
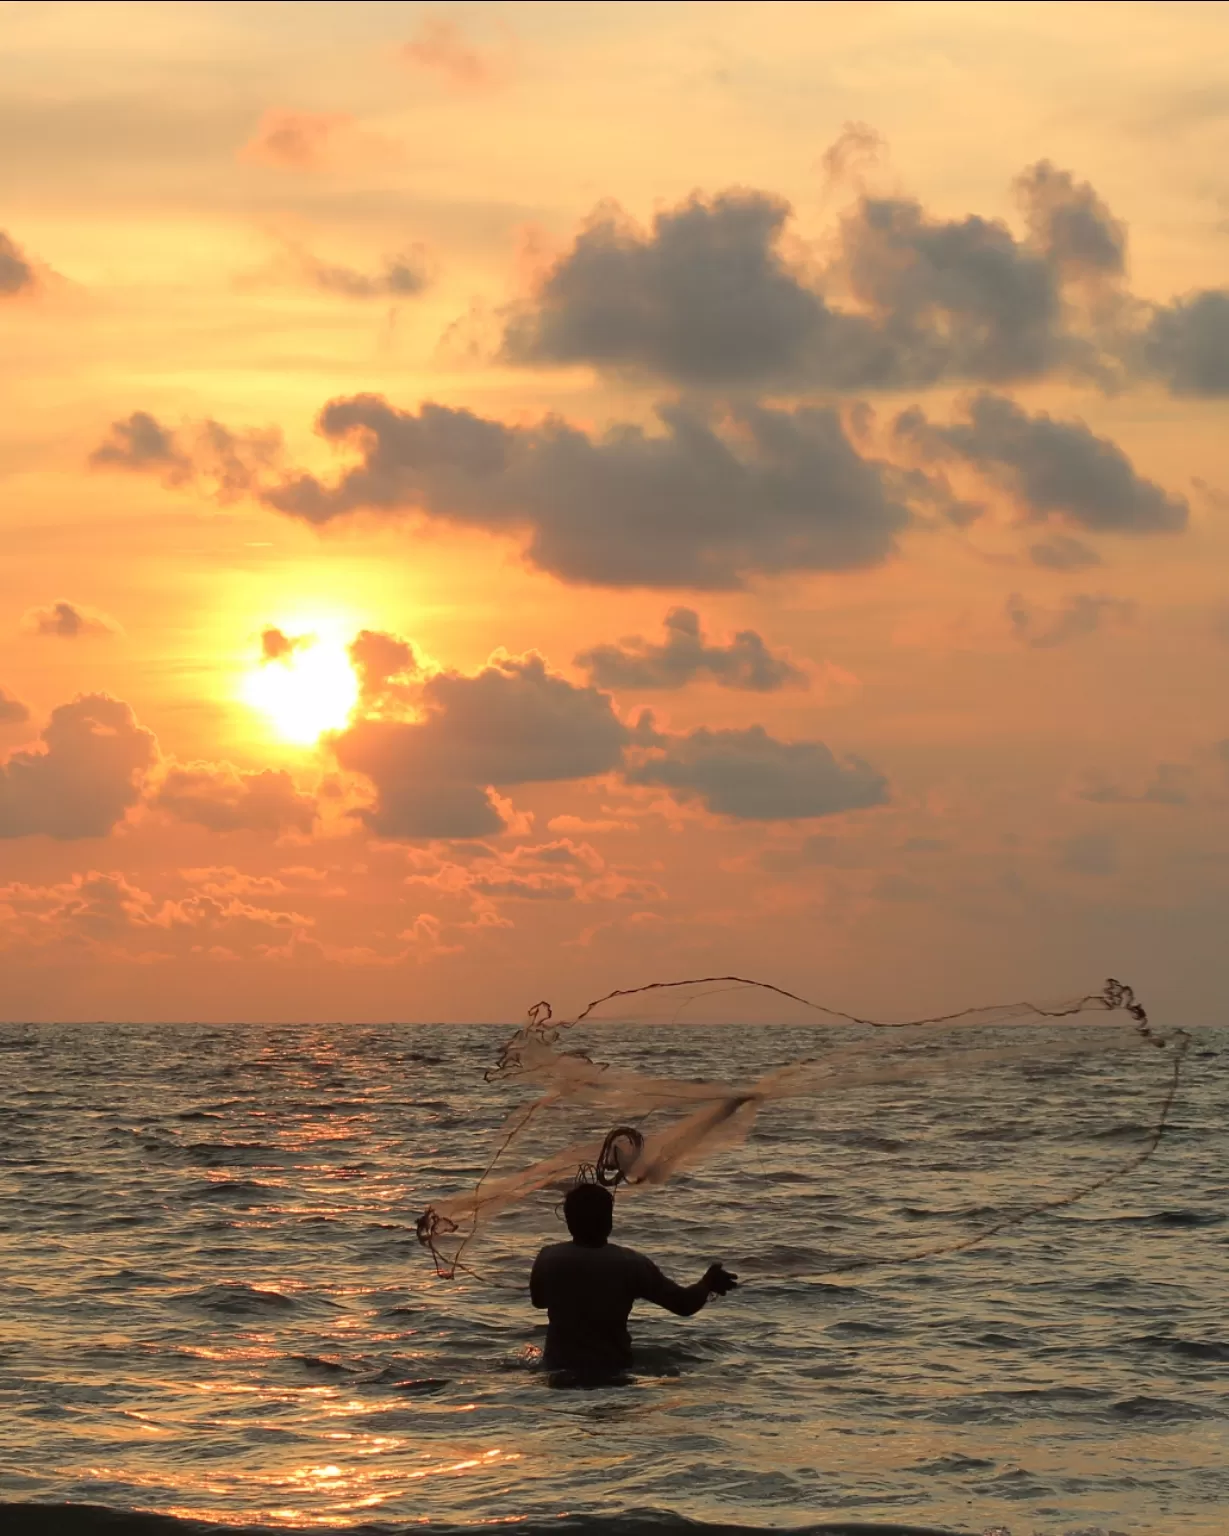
242,629,360,745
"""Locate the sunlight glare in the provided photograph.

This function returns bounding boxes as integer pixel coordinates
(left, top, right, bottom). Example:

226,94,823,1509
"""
242,632,359,744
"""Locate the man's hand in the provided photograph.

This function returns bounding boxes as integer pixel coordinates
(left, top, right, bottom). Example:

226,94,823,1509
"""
703,1262,738,1297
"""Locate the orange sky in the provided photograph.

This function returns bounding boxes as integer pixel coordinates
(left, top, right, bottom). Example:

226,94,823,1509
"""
2,0,1228,1023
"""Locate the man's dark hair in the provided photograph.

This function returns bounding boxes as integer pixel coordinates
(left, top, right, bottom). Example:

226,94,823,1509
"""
563,1181,614,1245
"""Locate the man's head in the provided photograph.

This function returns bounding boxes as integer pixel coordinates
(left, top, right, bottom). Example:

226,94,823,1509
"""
563,1181,614,1246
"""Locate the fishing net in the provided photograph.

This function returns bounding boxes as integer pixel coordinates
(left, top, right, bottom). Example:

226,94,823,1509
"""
416,977,1188,1287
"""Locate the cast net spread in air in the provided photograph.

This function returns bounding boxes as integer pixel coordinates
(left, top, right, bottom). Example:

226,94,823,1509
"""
416,977,1188,1287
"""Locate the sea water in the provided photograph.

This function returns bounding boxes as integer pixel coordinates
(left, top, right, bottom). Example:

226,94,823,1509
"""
0,1021,1225,1536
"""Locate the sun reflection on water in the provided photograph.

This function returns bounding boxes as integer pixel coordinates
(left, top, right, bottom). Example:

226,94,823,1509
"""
77,1447,523,1529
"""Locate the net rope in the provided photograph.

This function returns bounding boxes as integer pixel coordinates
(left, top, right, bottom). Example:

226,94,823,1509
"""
416,976,1189,1289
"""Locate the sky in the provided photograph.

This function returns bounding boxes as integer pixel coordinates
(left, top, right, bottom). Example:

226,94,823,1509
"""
2,0,1228,1024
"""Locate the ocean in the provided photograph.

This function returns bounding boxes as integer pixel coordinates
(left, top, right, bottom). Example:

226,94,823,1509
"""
0,1019,1224,1536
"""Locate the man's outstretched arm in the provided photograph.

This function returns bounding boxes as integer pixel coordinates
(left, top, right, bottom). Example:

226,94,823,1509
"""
639,1260,738,1317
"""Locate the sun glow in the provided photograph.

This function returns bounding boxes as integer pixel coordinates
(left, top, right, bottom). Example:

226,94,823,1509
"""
242,630,360,744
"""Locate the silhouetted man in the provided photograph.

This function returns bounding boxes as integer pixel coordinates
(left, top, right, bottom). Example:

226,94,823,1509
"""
529,1182,738,1378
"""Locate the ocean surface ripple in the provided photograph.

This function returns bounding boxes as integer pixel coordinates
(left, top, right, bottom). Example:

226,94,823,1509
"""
0,1021,1225,1536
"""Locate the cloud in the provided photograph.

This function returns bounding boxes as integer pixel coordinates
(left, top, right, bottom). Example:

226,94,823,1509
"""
179,866,290,897
260,626,310,662
495,160,1228,398
154,764,317,833
576,607,807,692
833,190,1081,386
0,871,163,947
1028,534,1101,571
625,725,888,821
91,412,280,500
333,652,630,839
89,410,190,479
0,688,29,724
160,889,311,933
403,839,658,914
819,121,885,196
895,393,1188,534
348,628,420,708
1006,592,1134,648
106,394,907,589
1077,763,1191,806
261,395,909,589
0,695,157,840
0,230,37,296
498,163,1134,391
0,871,312,954
239,109,353,170
24,601,119,639
511,837,604,871
298,248,428,299
409,857,580,904
1012,160,1126,284
402,15,508,90
500,189,850,387
396,911,463,961
1193,477,1229,514
1140,289,1229,396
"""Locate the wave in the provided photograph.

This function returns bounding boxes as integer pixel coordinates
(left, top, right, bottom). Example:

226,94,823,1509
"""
0,1504,970,1536
173,1177,278,1204
1111,1208,1224,1227
176,1283,297,1314
1111,1394,1225,1421
1132,1333,1229,1362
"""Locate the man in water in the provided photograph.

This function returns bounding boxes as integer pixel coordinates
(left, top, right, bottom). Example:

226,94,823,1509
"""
530,1181,738,1378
